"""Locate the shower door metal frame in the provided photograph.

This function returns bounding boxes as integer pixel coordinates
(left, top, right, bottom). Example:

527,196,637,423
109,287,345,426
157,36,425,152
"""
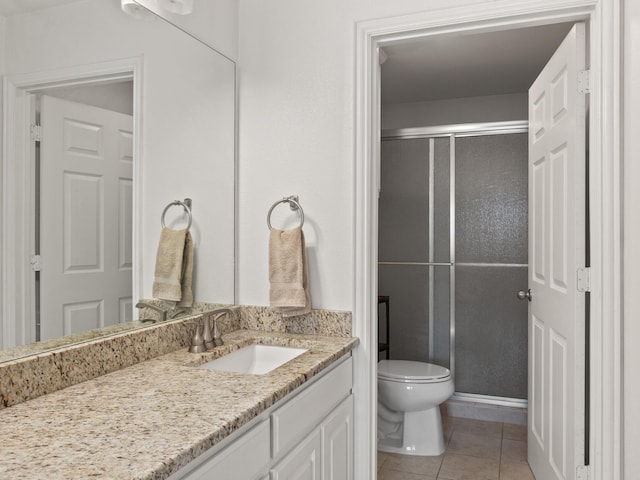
380,120,528,407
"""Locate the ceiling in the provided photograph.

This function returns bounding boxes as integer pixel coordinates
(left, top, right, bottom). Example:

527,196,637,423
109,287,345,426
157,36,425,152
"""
381,23,575,105
0,0,86,15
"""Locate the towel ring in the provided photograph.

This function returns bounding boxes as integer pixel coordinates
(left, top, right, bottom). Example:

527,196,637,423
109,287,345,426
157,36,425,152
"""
161,199,192,230
267,196,304,231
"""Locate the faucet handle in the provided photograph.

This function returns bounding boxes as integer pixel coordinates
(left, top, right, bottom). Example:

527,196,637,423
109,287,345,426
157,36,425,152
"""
188,322,207,353
211,315,223,347
203,315,215,350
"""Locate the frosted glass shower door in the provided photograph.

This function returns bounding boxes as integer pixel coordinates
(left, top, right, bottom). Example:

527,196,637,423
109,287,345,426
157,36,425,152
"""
380,126,528,401
378,137,451,366
455,133,529,400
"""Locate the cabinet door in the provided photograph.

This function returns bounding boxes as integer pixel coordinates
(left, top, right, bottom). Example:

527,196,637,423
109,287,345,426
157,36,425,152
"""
179,420,270,480
321,396,353,480
272,358,352,460
271,429,322,480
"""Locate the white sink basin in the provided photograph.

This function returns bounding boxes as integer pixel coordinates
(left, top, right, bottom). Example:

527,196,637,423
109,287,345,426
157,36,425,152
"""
200,344,308,375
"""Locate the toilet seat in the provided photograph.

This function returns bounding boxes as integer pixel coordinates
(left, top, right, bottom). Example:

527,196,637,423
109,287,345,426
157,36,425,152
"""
378,360,451,384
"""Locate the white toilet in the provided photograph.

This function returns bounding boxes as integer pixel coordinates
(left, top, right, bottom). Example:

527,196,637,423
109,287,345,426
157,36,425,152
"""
377,359,454,456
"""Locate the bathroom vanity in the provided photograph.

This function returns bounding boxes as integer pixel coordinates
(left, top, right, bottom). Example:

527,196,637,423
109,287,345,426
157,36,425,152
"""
0,326,357,480
172,354,353,479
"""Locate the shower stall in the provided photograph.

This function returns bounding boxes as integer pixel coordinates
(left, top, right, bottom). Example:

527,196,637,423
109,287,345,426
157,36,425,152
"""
378,121,529,406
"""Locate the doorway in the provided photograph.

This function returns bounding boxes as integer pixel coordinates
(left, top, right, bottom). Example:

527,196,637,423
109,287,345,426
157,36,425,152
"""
35,86,134,342
1,58,143,349
353,3,622,480
377,22,586,480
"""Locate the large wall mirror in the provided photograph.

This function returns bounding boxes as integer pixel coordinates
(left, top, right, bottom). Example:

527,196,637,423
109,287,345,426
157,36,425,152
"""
0,0,236,362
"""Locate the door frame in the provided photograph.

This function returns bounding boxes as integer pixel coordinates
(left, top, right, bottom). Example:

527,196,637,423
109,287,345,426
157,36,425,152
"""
1,56,144,348
353,1,622,479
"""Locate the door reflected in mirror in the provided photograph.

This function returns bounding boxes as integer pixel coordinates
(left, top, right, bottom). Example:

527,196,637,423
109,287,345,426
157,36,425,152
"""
0,0,235,362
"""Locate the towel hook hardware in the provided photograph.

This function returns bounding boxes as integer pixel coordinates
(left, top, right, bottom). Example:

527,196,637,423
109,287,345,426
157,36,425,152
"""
161,198,193,230
267,195,304,231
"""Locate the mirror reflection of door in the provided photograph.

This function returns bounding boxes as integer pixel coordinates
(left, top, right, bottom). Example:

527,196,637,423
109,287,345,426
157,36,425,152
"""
35,86,133,341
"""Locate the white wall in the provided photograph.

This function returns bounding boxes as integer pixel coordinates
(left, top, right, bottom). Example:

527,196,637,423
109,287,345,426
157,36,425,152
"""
623,0,640,475
3,0,236,311
39,81,134,115
135,0,238,60
0,16,5,73
237,0,484,310
0,14,5,188
238,0,633,476
0,16,4,345
382,93,527,130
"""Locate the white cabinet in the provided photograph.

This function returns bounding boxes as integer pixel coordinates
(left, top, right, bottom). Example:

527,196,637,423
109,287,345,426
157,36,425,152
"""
270,395,353,480
321,396,353,480
272,358,352,459
270,429,322,480
172,356,352,480
174,419,271,480
269,356,353,480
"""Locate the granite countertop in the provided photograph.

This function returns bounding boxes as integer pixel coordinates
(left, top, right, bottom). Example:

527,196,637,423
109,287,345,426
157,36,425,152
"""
0,330,358,480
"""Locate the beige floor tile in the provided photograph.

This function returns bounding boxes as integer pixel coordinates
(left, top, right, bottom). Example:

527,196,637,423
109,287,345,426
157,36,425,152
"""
501,438,527,462
378,451,390,470
502,423,527,441
447,431,502,460
453,418,503,438
442,416,454,443
499,461,536,480
438,453,500,480
378,466,436,480
382,452,443,477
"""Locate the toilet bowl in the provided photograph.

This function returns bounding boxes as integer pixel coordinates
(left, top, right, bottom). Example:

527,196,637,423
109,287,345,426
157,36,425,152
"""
377,359,454,456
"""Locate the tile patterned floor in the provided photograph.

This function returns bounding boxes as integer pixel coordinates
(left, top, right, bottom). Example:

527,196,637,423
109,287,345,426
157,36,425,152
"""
377,416,536,480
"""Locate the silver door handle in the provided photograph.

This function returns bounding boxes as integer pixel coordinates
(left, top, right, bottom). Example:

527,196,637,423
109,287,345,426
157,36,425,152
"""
517,289,532,301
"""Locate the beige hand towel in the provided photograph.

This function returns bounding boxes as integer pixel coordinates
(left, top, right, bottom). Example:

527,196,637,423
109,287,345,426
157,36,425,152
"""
178,231,194,307
152,228,194,307
269,227,311,317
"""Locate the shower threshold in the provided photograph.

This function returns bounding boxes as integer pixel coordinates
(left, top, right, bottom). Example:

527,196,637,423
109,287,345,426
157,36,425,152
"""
444,392,527,425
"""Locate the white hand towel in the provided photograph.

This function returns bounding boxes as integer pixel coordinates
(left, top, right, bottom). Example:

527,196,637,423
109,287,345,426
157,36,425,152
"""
269,227,311,317
152,227,194,307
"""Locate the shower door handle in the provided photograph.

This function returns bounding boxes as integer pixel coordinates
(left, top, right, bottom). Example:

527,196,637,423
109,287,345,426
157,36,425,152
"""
517,289,532,302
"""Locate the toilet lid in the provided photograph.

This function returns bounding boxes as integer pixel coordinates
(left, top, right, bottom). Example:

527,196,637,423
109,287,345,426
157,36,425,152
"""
378,360,451,382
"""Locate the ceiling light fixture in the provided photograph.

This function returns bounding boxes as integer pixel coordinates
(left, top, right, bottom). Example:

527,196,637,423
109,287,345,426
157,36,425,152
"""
120,0,156,20
121,0,193,19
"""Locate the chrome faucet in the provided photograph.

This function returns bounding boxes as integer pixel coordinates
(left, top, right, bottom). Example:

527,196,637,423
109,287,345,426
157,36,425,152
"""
135,301,167,322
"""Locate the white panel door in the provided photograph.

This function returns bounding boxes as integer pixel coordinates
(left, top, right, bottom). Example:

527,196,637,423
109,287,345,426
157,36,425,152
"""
527,23,586,480
39,95,133,341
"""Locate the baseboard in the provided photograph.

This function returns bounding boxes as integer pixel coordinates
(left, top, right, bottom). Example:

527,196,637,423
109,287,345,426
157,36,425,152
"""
443,397,527,425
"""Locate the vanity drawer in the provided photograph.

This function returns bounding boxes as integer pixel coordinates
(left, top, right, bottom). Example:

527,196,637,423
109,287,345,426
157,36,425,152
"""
271,356,352,459
182,419,270,480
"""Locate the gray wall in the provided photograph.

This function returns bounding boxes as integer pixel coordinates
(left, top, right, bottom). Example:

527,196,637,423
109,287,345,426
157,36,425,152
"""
382,93,527,130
